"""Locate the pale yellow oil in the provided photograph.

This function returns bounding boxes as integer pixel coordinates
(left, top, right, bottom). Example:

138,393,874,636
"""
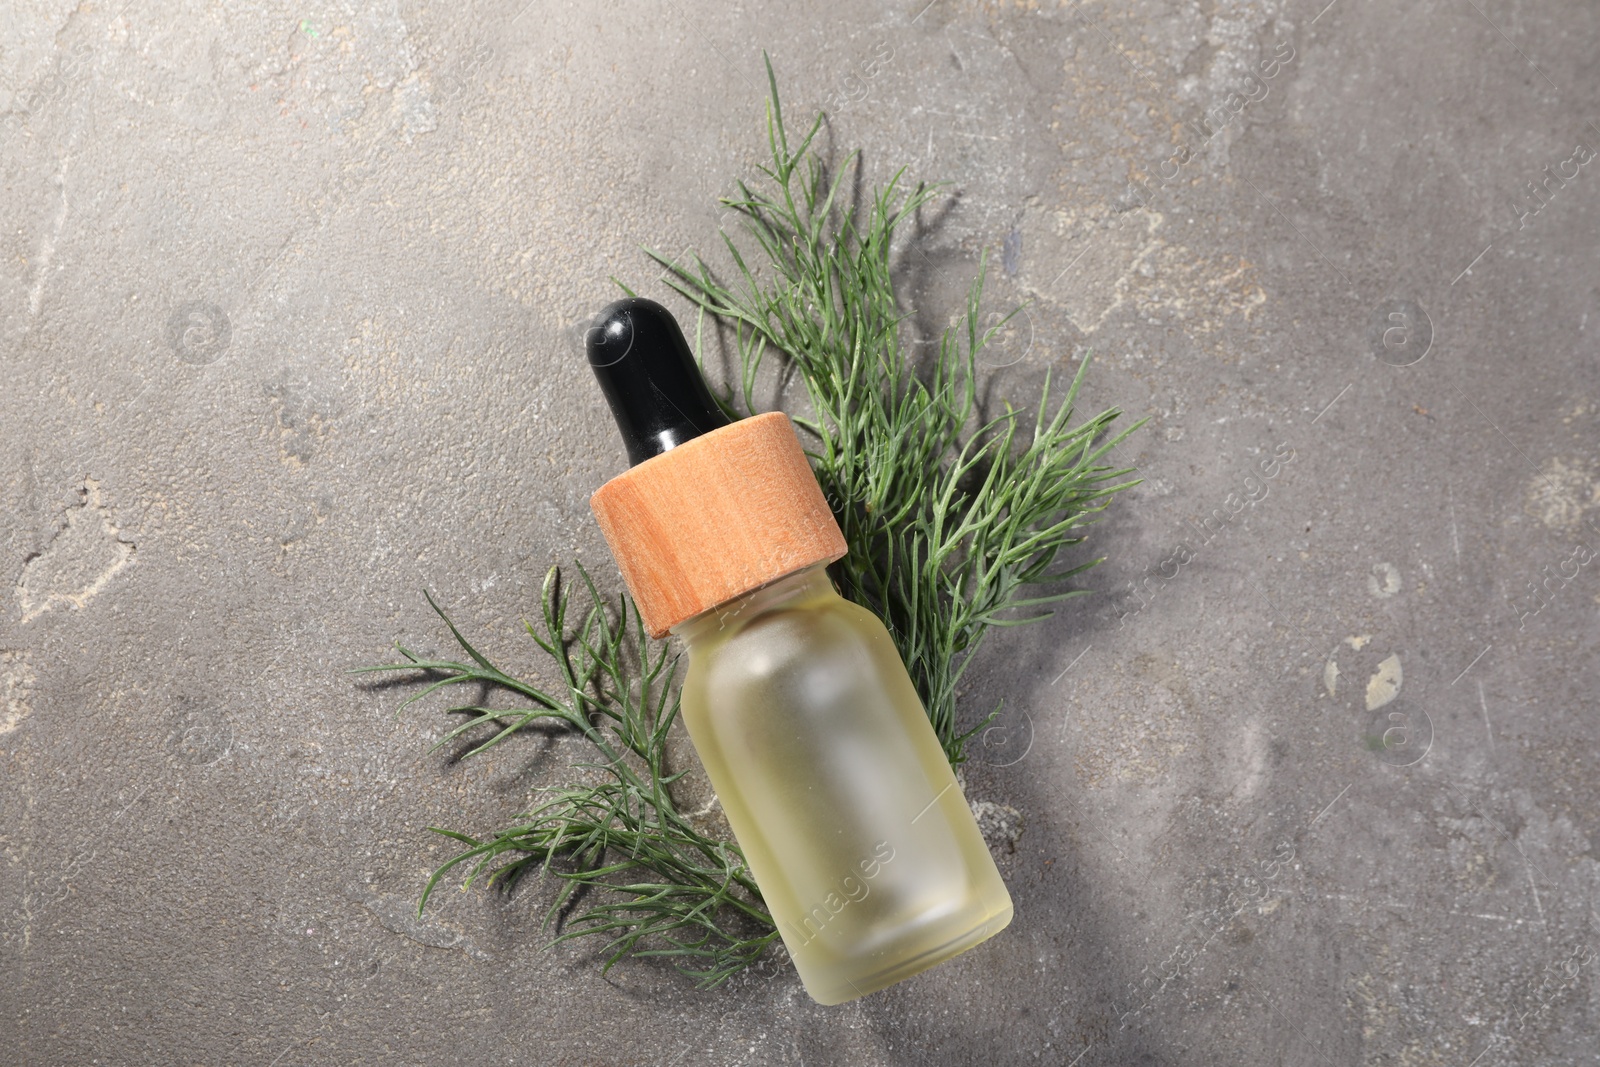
677,566,1013,1005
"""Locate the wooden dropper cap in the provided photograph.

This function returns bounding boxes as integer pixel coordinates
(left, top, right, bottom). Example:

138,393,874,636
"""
585,299,847,638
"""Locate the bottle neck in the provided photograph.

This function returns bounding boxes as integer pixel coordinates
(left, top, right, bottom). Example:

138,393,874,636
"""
672,564,835,644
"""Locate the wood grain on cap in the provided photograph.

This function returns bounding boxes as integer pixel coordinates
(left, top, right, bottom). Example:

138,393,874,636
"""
590,412,847,638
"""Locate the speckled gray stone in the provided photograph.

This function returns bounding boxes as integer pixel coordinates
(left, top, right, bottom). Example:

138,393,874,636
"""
4,1,1599,1064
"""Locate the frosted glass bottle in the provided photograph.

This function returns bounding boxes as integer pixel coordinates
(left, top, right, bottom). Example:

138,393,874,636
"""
584,296,1014,1004
677,565,1013,1004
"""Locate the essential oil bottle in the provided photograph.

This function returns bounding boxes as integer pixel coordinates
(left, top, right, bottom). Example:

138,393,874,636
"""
584,298,1013,1005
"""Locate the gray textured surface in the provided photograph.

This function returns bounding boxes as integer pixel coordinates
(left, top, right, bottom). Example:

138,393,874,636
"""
4,1,1599,1064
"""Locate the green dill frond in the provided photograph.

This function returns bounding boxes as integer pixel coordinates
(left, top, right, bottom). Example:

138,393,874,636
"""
360,56,1142,986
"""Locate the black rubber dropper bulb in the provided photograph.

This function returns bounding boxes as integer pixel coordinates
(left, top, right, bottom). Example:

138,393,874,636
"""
585,298,732,467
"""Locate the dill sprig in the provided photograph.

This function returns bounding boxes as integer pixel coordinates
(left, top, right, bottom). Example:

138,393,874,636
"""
360,59,1142,986
655,57,1143,761
355,567,778,985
